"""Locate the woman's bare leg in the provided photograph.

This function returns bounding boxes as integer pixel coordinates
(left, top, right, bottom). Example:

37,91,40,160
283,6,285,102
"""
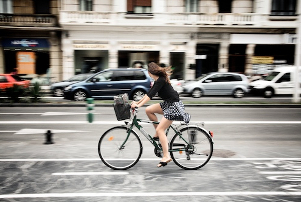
145,103,163,137
156,117,173,166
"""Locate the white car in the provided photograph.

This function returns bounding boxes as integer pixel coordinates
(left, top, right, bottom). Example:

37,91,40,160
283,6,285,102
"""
182,72,250,98
170,79,184,94
249,66,301,98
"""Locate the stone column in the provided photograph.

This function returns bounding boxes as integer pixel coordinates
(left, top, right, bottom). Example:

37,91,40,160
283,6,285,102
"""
245,44,256,75
160,36,169,66
61,35,74,80
218,41,230,72
49,32,62,82
109,41,118,69
0,41,4,74
185,39,196,80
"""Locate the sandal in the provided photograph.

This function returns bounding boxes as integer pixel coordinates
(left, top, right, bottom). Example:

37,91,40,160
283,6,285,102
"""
153,137,159,141
157,159,172,168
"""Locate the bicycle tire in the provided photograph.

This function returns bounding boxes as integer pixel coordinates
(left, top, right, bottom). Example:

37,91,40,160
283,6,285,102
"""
170,126,213,170
98,126,143,170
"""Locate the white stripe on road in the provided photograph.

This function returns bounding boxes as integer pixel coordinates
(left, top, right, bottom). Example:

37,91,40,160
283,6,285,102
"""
52,172,129,176
0,192,301,198
260,171,301,175
0,121,301,124
0,158,301,162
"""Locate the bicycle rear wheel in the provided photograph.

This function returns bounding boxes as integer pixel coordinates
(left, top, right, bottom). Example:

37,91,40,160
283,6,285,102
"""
170,126,213,170
98,126,142,170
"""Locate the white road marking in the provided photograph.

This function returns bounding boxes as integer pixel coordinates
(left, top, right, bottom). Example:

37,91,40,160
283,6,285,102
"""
0,121,300,125
260,171,301,174
14,128,89,135
0,192,300,198
41,112,101,116
52,172,129,176
0,158,300,162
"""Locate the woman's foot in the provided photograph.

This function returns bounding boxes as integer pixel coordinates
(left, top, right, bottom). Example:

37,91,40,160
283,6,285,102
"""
153,136,159,141
157,157,172,168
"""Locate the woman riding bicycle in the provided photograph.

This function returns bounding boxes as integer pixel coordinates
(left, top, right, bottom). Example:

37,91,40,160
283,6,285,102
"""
131,62,190,168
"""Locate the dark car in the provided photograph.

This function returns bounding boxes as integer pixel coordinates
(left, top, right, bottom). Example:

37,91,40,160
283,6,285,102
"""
50,73,94,97
64,68,152,101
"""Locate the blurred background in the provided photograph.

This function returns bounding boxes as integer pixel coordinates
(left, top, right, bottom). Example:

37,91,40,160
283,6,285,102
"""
0,0,300,101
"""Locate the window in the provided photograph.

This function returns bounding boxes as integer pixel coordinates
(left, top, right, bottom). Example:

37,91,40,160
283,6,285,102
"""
185,0,199,12
218,0,232,13
0,76,7,83
91,71,113,82
127,0,152,14
33,0,50,14
271,0,296,16
80,0,93,11
0,0,13,13
276,73,291,83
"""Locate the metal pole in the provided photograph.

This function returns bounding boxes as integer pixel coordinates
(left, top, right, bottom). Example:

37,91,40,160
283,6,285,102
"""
293,0,301,103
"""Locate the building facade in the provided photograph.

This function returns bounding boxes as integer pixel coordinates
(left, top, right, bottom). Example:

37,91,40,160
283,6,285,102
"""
0,0,62,81
1,0,298,82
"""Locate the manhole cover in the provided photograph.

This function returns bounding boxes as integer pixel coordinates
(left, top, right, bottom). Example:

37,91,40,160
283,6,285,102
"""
211,149,236,158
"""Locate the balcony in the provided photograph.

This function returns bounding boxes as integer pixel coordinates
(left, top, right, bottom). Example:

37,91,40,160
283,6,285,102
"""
60,11,298,28
0,14,58,27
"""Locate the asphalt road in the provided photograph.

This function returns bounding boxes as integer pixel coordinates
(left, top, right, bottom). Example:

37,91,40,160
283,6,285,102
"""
0,106,301,201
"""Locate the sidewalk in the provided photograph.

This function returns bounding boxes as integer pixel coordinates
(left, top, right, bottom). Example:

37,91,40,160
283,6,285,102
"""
1,96,301,108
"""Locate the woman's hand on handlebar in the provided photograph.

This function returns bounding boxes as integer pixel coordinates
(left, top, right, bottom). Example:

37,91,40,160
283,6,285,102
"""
131,101,138,109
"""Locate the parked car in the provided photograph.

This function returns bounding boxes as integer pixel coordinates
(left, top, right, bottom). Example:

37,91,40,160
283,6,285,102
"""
0,74,30,91
249,66,301,98
170,79,184,94
51,73,94,97
64,68,152,101
182,72,249,98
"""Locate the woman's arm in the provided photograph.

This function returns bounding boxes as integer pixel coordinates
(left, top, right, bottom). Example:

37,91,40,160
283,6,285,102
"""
130,94,150,108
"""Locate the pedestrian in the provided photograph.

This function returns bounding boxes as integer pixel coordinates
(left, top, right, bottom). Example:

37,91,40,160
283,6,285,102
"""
131,62,190,168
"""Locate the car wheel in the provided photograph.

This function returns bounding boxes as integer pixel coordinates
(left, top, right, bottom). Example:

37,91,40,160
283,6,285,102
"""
73,90,87,101
132,90,145,101
53,88,64,97
263,87,274,98
192,88,202,98
233,88,244,98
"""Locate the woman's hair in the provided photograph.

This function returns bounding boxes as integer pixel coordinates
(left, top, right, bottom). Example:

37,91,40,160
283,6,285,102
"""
148,62,172,84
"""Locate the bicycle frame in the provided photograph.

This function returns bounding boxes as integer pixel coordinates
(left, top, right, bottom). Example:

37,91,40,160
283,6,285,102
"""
121,108,190,153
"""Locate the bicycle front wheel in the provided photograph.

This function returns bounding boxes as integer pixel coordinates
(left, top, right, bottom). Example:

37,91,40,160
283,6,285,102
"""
170,126,213,170
98,126,142,170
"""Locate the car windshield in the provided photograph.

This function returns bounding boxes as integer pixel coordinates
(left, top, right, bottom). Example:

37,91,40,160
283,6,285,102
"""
264,72,280,81
11,75,23,81
196,74,209,81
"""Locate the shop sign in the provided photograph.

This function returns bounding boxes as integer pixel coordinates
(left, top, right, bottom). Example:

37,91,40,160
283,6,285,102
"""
73,44,109,49
2,38,49,49
120,45,157,50
252,56,274,64
195,55,207,59
17,52,35,74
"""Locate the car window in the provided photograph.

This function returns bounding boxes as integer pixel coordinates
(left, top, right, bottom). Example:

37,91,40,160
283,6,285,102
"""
228,75,243,81
69,75,84,82
206,74,227,82
11,75,23,81
276,73,291,83
134,71,146,80
112,71,135,81
0,76,7,83
264,72,279,81
91,71,113,82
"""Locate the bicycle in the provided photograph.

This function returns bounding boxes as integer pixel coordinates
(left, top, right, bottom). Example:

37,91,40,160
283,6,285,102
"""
98,107,214,170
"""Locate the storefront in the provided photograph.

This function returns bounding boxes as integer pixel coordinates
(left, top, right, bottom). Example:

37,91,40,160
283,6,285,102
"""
1,38,50,75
